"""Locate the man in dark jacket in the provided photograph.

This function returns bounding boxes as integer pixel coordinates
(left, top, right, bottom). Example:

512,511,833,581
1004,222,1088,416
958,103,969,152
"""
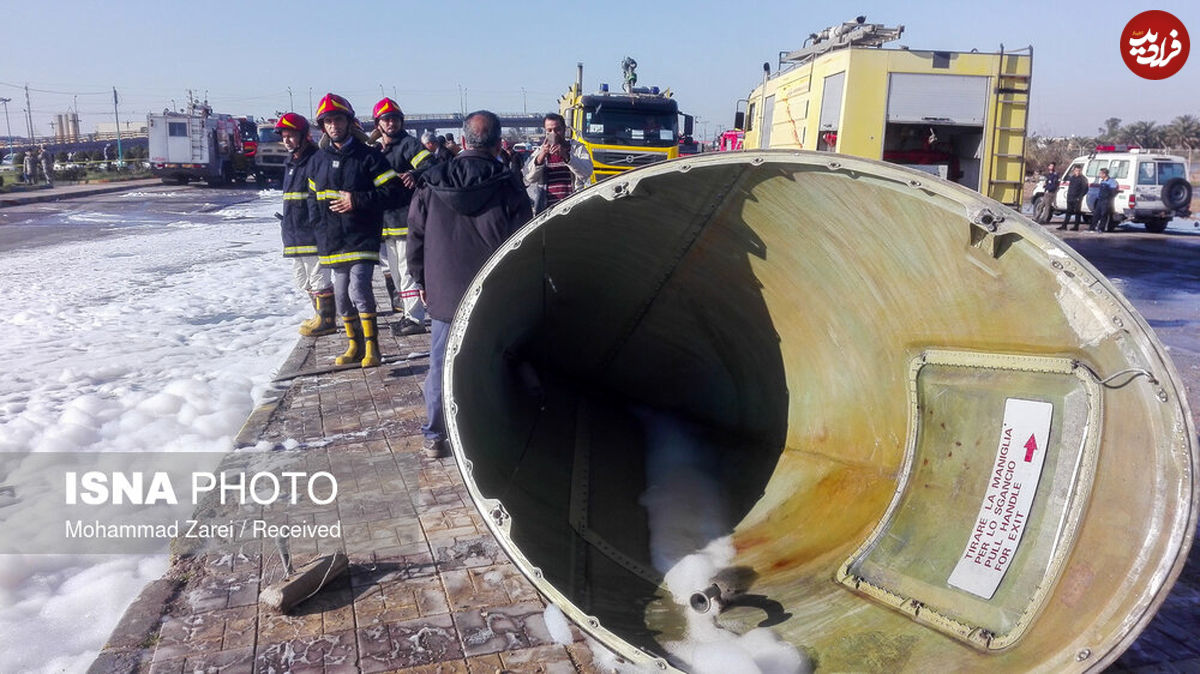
407,110,532,458
277,113,335,336
308,93,402,368
1035,162,1058,224
371,97,434,336
1089,168,1119,233
1059,165,1088,231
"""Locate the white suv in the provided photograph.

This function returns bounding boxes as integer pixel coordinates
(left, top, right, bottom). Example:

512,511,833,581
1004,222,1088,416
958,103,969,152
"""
1032,148,1192,233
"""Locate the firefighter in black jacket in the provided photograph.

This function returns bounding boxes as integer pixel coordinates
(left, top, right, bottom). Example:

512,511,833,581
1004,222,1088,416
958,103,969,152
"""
308,93,402,368
370,97,434,336
276,113,335,336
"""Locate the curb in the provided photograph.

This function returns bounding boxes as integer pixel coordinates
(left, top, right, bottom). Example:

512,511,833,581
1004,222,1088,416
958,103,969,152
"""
92,334,315,673
0,179,163,208
232,335,315,449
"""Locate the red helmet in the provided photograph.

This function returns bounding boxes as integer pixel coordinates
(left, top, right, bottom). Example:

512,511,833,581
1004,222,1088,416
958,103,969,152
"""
274,112,310,136
314,93,354,122
372,97,403,121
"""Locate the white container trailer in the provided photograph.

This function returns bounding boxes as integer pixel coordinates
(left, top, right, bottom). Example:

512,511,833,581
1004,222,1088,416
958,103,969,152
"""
148,110,244,186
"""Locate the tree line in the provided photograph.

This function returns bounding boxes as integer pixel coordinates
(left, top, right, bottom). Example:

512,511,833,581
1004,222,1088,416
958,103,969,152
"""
1026,114,1200,172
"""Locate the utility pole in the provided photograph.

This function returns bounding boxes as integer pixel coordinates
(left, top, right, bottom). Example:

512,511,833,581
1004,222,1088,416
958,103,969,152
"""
288,87,294,112
24,83,34,142
0,98,13,161
113,87,123,166
521,87,527,114
308,88,313,118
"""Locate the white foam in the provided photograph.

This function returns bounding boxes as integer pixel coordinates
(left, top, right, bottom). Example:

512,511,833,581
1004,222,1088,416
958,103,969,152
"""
636,409,809,674
0,190,305,672
542,603,575,645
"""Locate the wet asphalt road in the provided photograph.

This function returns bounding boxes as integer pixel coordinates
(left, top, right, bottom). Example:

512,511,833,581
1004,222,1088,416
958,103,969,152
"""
1048,223,1200,425
0,183,262,252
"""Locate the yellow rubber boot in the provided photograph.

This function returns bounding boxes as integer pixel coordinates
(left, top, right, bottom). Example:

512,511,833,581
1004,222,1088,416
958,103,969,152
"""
298,293,322,335
359,313,381,368
306,289,337,336
334,316,361,366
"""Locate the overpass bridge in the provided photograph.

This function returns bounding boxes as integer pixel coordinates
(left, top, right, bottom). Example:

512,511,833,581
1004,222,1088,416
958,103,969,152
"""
2,134,147,159
400,112,546,134
2,111,545,159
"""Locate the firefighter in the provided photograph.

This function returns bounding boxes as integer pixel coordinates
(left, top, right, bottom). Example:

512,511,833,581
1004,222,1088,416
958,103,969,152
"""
276,113,335,337
370,97,434,336
308,93,402,368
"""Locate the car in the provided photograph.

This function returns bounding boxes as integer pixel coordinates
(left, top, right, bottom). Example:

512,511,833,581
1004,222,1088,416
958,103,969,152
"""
1032,146,1192,233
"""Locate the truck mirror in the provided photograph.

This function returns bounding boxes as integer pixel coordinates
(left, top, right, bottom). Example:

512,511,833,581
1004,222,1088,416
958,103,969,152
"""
734,112,745,130
683,115,694,136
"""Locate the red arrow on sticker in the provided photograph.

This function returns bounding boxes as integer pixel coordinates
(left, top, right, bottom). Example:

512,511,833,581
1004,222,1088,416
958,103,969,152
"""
1023,434,1039,462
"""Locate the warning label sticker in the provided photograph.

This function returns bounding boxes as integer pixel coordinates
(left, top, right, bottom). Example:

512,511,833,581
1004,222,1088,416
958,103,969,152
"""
947,398,1053,599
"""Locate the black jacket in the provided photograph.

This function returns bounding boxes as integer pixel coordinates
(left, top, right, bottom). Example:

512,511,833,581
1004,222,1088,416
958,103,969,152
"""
378,132,434,238
307,136,401,266
407,150,532,322
1065,174,1089,201
280,144,320,257
1043,169,1061,192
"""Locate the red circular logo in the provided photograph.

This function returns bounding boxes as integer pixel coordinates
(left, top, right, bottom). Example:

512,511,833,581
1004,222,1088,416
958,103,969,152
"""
1121,10,1189,80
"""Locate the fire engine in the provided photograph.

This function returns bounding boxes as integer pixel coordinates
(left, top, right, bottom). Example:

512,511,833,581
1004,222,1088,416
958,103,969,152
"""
739,17,1032,206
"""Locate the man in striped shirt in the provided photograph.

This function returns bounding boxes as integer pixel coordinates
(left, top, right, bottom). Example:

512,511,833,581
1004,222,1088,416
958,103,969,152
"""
523,113,593,214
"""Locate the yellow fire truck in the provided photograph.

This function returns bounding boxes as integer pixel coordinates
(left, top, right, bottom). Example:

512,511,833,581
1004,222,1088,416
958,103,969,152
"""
739,17,1032,206
559,62,694,181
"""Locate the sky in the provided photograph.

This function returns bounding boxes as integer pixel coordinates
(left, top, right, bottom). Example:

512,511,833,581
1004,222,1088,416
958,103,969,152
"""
1,0,1197,142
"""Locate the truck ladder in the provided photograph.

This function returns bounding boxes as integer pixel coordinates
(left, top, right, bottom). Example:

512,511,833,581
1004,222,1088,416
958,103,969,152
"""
986,45,1032,208
189,118,207,163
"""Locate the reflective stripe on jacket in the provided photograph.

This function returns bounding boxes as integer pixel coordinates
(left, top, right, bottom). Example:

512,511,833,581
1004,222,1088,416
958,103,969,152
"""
379,133,435,238
280,144,320,257
307,136,401,267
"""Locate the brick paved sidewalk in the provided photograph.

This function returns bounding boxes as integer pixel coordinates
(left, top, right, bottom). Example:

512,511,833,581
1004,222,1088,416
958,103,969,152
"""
90,297,608,674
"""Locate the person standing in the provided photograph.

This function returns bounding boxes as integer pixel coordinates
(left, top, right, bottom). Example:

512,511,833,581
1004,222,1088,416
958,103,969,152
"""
39,148,54,188
422,132,453,163
1035,161,1058,224
308,93,401,368
370,97,434,337
1059,165,1088,231
23,150,37,185
407,110,531,458
443,132,461,156
1090,168,1119,233
276,112,336,336
523,113,593,214
500,138,523,174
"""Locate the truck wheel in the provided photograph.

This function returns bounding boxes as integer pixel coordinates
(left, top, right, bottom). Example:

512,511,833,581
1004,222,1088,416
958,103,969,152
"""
1145,218,1169,233
1161,177,1191,210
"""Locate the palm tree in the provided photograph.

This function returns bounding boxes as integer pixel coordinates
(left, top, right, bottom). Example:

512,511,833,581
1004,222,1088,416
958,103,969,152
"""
1097,117,1122,143
1119,121,1164,149
1165,114,1200,151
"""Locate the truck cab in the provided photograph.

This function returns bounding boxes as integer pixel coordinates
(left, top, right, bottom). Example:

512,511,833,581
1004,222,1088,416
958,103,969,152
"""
254,122,289,186
560,64,692,181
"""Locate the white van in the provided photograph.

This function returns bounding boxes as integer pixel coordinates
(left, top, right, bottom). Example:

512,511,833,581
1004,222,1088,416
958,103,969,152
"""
1032,147,1192,233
